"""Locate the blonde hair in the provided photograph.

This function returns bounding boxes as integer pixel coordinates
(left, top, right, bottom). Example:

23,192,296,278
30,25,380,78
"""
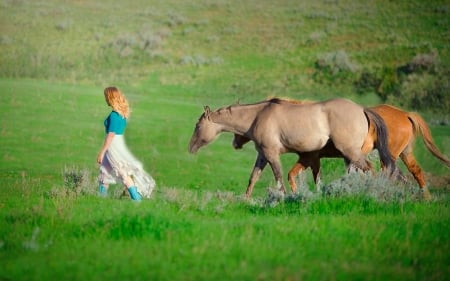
104,86,130,119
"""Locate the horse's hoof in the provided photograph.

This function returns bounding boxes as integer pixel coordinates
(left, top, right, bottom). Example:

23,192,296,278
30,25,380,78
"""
421,187,432,201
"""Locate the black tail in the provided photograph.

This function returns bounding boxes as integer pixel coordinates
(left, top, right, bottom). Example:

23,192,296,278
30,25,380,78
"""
364,108,396,175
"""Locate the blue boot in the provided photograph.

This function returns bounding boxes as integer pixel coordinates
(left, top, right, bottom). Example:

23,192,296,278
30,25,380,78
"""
127,186,142,201
98,184,108,197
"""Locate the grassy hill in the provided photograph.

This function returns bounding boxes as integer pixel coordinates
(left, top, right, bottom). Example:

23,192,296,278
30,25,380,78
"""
1,0,449,99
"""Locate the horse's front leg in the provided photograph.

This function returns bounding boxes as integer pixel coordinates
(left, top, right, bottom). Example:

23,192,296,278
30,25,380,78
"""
289,154,322,193
310,157,322,193
267,156,285,194
288,162,305,194
245,153,268,198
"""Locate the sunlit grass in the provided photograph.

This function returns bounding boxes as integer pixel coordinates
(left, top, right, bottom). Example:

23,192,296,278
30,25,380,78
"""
1,171,448,280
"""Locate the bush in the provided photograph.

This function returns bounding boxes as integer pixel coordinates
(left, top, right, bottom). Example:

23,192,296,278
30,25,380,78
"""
354,50,449,113
47,166,96,198
321,172,421,203
313,50,359,84
376,66,401,101
354,70,381,95
397,50,440,74
389,72,449,111
260,171,426,210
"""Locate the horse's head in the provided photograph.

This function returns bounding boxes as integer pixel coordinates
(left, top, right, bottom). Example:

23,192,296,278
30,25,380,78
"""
188,106,221,154
232,134,251,149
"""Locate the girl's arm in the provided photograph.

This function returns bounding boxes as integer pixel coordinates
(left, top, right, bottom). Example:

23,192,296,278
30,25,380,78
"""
97,132,115,164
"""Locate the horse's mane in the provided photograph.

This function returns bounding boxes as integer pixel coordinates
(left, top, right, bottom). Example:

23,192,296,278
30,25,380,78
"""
215,99,272,113
266,97,314,105
211,97,314,115
215,105,233,114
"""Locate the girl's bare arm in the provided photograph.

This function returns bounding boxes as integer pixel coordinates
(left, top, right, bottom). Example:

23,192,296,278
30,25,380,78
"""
97,132,115,164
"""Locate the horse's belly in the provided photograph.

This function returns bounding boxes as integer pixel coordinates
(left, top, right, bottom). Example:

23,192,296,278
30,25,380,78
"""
287,135,329,152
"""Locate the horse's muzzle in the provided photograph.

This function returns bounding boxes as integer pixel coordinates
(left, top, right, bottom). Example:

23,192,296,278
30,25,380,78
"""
188,145,198,154
188,140,202,154
232,139,243,150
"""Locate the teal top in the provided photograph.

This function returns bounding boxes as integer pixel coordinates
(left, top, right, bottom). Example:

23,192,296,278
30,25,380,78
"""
104,111,126,135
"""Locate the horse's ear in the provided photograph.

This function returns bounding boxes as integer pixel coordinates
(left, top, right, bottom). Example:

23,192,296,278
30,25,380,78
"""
203,105,211,119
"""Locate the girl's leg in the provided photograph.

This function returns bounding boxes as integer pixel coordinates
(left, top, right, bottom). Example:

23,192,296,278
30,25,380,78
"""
99,161,114,197
127,186,142,201
123,175,142,201
98,183,109,197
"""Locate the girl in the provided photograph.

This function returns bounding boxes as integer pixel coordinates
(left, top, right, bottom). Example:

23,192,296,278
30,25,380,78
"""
97,86,155,200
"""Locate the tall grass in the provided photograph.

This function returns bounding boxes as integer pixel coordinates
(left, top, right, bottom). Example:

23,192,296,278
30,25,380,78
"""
1,171,449,281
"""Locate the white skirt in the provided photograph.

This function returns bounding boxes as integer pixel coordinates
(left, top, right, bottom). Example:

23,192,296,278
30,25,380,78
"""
99,135,156,198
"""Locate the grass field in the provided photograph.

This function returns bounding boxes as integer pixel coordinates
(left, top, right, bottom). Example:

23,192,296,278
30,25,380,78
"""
1,1,449,280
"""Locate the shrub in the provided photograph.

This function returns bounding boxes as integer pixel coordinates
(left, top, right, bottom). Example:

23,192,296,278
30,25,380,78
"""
376,66,401,101
354,50,449,113
397,50,440,74
315,50,359,74
179,55,223,66
261,170,426,209
105,30,166,58
55,20,72,31
322,172,421,203
313,50,359,84
63,167,95,195
354,70,381,95
0,35,13,45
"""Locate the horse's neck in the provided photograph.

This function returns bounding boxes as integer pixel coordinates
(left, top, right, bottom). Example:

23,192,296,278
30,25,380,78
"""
211,103,267,134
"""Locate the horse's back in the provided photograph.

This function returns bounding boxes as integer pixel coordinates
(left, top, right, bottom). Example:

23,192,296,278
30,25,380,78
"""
321,98,365,116
252,100,329,151
254,98,369,153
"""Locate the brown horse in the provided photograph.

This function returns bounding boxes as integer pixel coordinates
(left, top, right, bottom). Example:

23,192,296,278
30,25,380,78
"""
189,98,395,197
233,103,450,199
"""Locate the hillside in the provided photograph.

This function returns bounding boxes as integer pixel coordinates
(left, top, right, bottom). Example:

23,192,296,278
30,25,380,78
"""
1,0,449,108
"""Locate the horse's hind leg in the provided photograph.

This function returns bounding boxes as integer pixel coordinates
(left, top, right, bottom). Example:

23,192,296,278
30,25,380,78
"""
245,153,268,198
399,151,431,200
340,148,372,173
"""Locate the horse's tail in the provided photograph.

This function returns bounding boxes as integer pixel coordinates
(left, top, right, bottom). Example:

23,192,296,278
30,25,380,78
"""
408,112,450,167
364,108,396,175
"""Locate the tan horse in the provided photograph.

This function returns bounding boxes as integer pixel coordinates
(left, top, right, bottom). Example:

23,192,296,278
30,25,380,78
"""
189,98,395,197
233,103,450,199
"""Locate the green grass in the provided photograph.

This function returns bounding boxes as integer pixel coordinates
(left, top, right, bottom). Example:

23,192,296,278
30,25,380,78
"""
1,0,449,280
1,176,449,281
